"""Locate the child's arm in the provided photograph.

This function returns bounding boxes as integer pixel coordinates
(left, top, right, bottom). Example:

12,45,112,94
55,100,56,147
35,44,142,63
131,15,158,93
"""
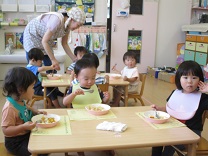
151,104,166,112
111,65,120,74
2,121,36,136
102,91,110,104
38,65,54,73
123,76,138,82
63,88,84,107
27,106,47,115
198,81,208,93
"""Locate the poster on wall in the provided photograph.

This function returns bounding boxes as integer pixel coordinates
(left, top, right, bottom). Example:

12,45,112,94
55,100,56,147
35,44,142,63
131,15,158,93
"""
128,30,142,63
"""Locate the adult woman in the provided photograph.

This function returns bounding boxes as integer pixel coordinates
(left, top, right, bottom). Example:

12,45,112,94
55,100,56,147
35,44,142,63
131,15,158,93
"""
23,7,85,71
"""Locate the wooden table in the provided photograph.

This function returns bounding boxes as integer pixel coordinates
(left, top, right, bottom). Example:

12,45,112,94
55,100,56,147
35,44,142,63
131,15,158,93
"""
100,73,129,106
42,74,71,108
28,106,199,156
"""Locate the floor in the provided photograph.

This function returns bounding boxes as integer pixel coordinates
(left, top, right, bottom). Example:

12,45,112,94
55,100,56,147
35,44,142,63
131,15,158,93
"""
0,75,207,156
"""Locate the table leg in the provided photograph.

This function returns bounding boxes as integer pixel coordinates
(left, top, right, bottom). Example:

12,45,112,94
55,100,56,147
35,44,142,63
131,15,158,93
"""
124,85,128,107
187,143,196,156
44,86,47,109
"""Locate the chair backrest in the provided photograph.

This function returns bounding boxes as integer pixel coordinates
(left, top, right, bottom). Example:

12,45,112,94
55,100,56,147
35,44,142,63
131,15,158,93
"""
97,83,109,92
202,110,208,125
138,73,146,96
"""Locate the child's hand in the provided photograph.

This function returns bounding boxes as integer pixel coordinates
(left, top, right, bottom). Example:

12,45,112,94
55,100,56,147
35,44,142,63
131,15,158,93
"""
23,121,36,131
198,81,208,93
103,91,110,103
74,89,84,95
112,63,117,71
37,110,47,115
151,104,166,112
97,71,101,74
123,76,128,81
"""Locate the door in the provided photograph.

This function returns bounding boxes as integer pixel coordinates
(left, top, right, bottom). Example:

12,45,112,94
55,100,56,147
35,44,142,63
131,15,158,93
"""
110,0,158,73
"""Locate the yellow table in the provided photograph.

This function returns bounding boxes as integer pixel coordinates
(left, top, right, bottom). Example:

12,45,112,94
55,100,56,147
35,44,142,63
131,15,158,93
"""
41,74,71,108
28,106,199,156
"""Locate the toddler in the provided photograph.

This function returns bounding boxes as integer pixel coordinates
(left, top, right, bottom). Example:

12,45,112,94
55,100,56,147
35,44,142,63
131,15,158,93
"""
1,67,47,156
111,51,139,106
26,48,63,108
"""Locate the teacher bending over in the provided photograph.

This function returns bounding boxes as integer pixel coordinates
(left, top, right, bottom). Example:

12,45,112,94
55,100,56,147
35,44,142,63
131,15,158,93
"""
23,7,85,71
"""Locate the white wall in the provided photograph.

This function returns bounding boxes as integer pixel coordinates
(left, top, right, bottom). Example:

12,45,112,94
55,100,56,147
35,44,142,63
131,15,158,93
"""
155,0,192,67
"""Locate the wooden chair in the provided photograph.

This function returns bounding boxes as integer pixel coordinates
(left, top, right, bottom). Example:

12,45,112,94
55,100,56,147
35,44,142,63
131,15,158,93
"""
26,95,52,109
121,73,146,106
97,82,109,92
173,110,208,156
0,142,14,156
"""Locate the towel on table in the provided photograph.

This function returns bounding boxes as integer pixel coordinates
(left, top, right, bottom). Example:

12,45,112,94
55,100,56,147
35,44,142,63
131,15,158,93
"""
96,121,127,132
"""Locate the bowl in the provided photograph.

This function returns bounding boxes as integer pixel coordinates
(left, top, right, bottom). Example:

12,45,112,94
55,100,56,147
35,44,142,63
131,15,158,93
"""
109,73,122,79
85,104,111,116
143,110,170,124
166,103,195,120
47,74,62,80
31,114,61,128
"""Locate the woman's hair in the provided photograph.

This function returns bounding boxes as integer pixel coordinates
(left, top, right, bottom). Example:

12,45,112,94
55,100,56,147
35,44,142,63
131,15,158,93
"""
74,46,87,56
123,51,137,62
3,67,37,100
74,58,96,75
82,53,99,68
28,48,44,61
175,60,204,90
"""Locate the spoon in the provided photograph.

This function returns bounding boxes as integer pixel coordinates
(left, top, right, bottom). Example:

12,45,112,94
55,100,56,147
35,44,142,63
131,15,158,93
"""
83,89,94,93
154,109,160,119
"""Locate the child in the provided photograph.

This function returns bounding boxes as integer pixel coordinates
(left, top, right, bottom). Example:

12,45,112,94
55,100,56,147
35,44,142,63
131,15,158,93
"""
63,58,110,108
111,51,139,106
151,60,208,156
66,46,87,74
71,53,109,85
26,48,63,108
1,67,48,156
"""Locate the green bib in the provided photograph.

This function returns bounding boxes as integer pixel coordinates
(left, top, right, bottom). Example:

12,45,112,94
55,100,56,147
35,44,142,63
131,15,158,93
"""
72,84,102,109
7,96,33,122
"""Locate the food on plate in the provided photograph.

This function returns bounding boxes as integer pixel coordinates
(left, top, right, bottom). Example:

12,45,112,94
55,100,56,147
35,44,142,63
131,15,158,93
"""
144,110,170,124
85,104,111,116
88,105,105,111
47,74,62,80
39,116,56,124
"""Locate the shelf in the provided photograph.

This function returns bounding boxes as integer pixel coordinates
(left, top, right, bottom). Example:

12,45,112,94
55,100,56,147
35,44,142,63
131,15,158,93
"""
192,7,208,10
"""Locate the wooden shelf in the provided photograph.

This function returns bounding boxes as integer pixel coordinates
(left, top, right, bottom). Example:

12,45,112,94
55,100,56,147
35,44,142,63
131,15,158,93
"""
192,7,208,10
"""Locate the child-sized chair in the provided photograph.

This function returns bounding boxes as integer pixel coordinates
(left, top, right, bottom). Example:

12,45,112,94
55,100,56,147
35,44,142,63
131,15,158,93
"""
121,73,146,106
173,110,208,156
0,142,14,156
26,95,52,109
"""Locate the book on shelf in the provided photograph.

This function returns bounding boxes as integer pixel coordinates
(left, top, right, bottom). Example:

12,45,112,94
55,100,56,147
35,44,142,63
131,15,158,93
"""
5,32,23,49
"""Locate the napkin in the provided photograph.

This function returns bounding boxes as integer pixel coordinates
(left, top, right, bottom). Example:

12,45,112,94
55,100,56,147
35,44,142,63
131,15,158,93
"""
96,121,127,132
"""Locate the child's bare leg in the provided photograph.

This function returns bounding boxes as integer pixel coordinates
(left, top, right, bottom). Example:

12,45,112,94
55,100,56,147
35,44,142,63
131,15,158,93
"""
52,99,61,108
111,88,121,107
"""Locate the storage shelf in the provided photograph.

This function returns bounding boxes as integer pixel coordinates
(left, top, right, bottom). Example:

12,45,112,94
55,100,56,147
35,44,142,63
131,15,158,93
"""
192,7,208,10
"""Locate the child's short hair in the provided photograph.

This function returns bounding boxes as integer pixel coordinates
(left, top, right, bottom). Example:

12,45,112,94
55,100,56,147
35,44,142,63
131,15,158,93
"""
74,46,87,56
74,58,97,75
82,53,99,68
175,60,204,90
123,51,137,62
28,48,44,61
3,67,37,100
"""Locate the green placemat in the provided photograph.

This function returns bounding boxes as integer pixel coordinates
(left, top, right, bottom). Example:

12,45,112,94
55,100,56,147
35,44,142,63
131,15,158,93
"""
136,112,186,129
32,115,71,135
